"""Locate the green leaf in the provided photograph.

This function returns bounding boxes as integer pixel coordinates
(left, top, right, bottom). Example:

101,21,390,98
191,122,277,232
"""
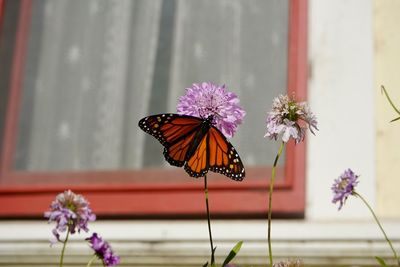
221,241,243,267
390,116,400,122
375,256,389,267
381,85,400,117
203,262,208,267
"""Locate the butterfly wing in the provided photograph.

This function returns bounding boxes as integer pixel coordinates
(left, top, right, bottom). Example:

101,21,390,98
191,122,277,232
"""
207,127,245,181
183,130,210,177
139,114,245,180
184,126,245,180
163,129,198,167
138,114,203,167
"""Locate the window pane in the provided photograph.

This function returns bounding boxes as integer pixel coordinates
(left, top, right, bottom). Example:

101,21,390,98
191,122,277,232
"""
15,0,288,172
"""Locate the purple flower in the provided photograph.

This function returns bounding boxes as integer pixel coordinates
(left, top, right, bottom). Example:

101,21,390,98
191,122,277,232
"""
273,259,303,267
177,82,245,138
44,190,96,241
265,95,318,143
331,169,359,210
87,233,120,266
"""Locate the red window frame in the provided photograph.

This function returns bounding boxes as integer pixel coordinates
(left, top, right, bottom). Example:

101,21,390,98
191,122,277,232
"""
0,0,308,218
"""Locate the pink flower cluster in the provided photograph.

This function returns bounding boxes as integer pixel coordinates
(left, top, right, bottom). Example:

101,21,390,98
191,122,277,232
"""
87,233,120,266
44,190,96,241
331,169,359,210
265,94,318,143
177,82,245,138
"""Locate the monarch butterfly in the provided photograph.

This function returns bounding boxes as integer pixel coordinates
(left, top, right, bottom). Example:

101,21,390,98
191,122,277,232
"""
138,114,245,181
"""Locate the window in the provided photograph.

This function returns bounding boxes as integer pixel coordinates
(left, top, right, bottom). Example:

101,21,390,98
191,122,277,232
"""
0,0,307,218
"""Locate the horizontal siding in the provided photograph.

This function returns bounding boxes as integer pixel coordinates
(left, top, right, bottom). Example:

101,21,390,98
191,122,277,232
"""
1,239,400,266
1,220,400,266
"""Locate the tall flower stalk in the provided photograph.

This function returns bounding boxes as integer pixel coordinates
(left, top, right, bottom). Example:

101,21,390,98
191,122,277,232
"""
264,95,317,266
355,192,399,265
204,174,216,265
267,141,285,265
178,82,245,266
59,227,70,267
332,169,400,266
86,255,98,267
377,85,400,265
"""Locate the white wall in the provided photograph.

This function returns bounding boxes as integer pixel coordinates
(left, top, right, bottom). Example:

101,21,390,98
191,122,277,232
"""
307,0,375,220
374,0,400,219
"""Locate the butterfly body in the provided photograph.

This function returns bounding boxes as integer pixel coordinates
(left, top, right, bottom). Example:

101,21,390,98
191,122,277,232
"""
184,115,213,160
138,113,245,180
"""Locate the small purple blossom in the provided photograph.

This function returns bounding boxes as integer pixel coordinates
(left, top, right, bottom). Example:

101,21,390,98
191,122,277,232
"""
44,190,96,241
331,169,359,210
273,259,303,267
87,233,120,266
177,82,245,138
265,94,318,143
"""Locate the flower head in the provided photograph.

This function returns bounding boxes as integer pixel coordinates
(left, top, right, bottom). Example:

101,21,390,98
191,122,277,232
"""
177,82,245,138
273,259,304,267
87,233,120,266
331,169,359,210
44,190,96,241
265,94,318,143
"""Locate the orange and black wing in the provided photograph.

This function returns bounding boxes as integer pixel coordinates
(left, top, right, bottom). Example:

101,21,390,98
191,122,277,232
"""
183,129,210,177
208,127,245,180
184,126,245,180
138,114,203,167
139,114,245,180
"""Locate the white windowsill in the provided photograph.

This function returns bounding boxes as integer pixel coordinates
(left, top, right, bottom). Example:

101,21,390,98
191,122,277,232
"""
1,220,399,266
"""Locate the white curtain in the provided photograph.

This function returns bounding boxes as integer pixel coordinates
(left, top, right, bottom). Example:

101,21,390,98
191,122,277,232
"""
16,0,288,172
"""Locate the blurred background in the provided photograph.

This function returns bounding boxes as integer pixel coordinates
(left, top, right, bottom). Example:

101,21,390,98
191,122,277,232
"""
0,0,399,266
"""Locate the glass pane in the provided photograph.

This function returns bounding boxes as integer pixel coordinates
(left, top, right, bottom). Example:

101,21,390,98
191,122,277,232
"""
15,0,288,172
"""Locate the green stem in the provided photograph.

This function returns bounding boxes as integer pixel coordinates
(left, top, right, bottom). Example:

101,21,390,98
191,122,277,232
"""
268,141,285,267
59,229,70,267
204,174,215,266
86,255,97,267
354,191,400,265
381,85,400,116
